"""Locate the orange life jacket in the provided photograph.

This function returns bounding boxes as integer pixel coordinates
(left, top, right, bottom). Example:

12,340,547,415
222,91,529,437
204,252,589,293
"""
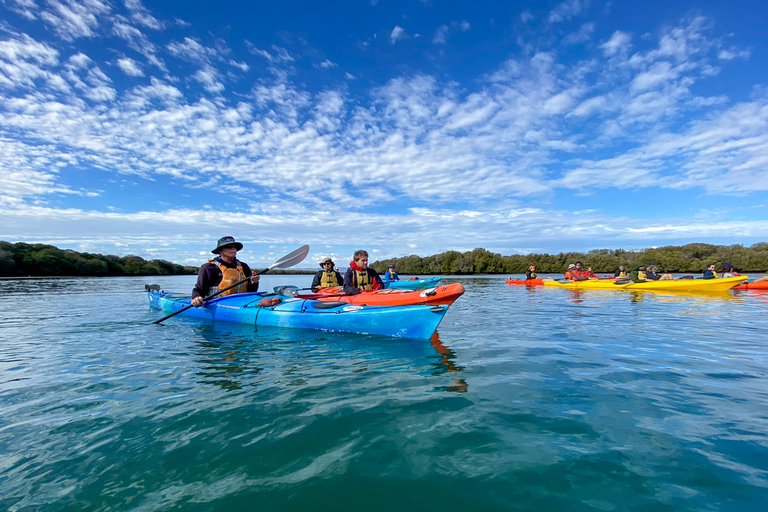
210,259,247,297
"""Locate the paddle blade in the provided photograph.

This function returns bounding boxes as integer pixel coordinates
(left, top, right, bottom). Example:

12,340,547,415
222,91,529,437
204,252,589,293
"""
257,244,310,274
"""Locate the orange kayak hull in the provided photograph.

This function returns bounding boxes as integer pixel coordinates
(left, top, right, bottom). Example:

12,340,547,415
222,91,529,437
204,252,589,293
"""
311,282,465,306
506,278,544,286
733,280,768,290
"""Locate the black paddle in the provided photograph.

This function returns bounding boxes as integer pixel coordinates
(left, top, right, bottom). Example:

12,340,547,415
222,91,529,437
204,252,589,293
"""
153,244,310,324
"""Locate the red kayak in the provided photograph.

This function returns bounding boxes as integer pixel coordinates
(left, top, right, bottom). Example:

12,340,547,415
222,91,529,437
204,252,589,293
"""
733,280,768,290
308,282,465,306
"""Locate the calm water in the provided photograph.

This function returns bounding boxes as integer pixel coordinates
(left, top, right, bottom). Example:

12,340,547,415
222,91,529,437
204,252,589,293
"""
1,275,768,511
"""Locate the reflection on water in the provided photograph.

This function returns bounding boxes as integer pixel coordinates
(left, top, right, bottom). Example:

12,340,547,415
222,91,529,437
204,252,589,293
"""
430,332,467,393
187,321,468,394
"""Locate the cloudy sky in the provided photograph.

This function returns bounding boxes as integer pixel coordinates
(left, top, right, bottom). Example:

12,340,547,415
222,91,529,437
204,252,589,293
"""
1,0,766,268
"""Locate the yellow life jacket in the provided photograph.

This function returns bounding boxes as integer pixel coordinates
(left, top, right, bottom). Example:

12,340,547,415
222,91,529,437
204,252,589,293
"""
319,270,340,288
210,259,247,297
638,270,647,280
617,270,627,277
354,269,373,291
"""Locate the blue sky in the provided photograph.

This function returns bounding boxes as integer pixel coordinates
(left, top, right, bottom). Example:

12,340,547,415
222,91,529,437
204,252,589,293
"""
1,0,767,269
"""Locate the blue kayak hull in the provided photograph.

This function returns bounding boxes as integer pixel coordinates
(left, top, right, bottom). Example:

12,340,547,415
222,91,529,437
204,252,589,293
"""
384,277,442,290
148,291,448,339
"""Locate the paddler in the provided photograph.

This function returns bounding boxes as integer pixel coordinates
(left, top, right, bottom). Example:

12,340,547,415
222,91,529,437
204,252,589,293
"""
191,236,260,307
614,265,627,277
311,257,343,292
343,250,384,295
721,263,740,278
525,265,537,280
569,262,590,280
382,264,400,284
646,264,674,280
702,264,718,279
629,263,647,283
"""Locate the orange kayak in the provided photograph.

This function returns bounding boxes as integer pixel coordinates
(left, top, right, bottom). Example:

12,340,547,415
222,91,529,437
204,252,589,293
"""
733,280,768,290
505,278,544,286
309,282,465,306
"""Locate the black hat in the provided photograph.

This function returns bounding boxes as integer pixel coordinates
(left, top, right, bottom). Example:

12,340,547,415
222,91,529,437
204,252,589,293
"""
212,236,243,254
388,264,395,268
722,262,733,269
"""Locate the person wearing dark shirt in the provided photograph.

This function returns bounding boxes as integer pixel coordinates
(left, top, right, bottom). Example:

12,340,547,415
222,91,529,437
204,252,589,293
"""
191,236,259,307
311,257,343,291
702,264,718,279
525,265,537,280
343,250,383,295
614,265,627,278
646,264,674,280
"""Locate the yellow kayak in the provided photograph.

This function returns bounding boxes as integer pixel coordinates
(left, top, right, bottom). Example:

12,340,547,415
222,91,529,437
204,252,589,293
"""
543,276,748,292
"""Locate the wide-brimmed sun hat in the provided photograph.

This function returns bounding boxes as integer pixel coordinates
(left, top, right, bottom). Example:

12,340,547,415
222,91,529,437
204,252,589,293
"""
212,236,243,254
567,264,576,270
319,257,335,267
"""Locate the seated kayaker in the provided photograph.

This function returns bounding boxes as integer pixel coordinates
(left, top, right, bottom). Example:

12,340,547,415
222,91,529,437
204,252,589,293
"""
311,257,343,292
525,265,537,280
614,265,627,277
191,236,260,307
721,263,740,278
629,263,647,283
646,265,674,281
382,264,400,283
571,262,591,280
702,264,718,279
585,267,598,279
343,249,384,295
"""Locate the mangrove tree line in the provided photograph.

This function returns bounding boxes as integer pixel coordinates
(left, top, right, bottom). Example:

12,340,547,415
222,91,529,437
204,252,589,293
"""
372,243,768,275
0,241,197,277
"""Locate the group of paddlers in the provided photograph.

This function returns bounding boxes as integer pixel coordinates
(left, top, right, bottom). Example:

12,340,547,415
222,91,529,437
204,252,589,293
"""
523,261,767,283
190,237,404,307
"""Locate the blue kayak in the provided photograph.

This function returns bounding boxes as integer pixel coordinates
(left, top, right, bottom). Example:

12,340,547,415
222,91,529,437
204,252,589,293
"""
384,277,442,290
148,290,449,339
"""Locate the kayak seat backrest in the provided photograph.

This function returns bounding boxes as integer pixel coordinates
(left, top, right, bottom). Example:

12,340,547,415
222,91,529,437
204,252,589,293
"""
145,284,161,292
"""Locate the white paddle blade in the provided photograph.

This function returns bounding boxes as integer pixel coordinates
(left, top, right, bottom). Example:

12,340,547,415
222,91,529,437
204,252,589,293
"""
268,244,310,270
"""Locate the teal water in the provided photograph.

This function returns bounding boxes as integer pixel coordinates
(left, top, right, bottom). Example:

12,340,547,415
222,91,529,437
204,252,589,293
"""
1,275,767,511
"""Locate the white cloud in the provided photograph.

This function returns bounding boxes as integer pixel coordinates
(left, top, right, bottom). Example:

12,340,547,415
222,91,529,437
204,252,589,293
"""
39,0,111,41
600,30,632,56
548,0,584,23
718,48,751,60
116,57,144,76
433,25,449,44
390,26,405,44
563,22,595,45
124,0,164,30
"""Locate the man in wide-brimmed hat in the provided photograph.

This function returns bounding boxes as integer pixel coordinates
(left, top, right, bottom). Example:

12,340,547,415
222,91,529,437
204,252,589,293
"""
311,257,343,292
191,236,260,307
